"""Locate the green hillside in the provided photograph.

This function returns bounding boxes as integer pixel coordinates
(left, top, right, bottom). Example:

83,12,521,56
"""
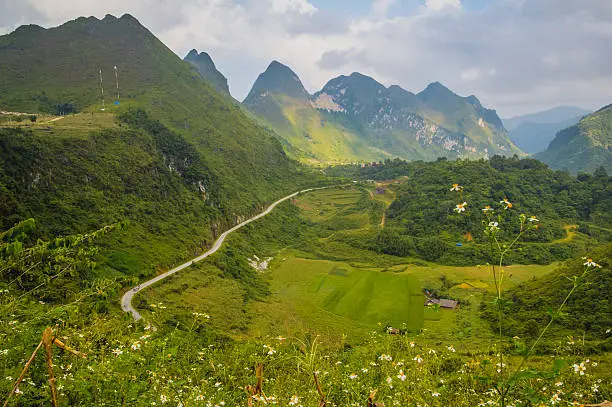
0,14,313,212
537,104,612,173
0,15,324,281
482,243,611,342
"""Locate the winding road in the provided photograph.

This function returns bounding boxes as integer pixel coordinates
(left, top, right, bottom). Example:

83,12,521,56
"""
121,186,332,320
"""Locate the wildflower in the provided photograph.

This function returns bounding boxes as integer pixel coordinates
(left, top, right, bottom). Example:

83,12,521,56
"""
413,355,423,364
488,221,499,231
500,198,513,209
288,395,300,405
349,373,358,380
450,184,464,192
263,345,276,355
386,377,393,387
428,349,436,354
160,394,168,404
555,381,563,387
432,392,440,397
214,382,222,387
361,368,368,373
397,370,406,381
528,215,539,222
410,341,415,347
454,202,467,213
131,341,141,351
582,258,602,268
275,336,286,342
14,388,23,395
195,395,205,401
140,334,151,340
447,345,456,352
144,323,157,331
573,362,587,375
6,376,13,381
378,354,392,361
111,348,123,356
550,393,561,404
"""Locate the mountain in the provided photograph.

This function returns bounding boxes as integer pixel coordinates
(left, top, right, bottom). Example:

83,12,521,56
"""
184,49,230,95
503,106,591,130
536,104,612,173
244,64,522,164
245,60,310,101
0,15,313,278
503,106,591,154
243,63,385,163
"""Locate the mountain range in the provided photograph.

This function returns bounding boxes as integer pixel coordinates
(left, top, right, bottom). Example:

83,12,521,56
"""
537,104,612,174
503,106,591,154
241,61,522,163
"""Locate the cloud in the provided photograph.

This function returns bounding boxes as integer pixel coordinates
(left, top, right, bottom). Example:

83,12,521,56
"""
424,0,461,12
1,0,610,115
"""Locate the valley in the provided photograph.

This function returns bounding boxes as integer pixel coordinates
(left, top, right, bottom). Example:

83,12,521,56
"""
0,9,610,407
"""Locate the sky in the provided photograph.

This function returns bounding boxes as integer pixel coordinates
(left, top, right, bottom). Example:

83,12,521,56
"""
1,0,611,117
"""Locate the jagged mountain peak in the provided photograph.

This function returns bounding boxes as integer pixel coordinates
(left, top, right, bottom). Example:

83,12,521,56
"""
243,60,309,103
184,49,230,95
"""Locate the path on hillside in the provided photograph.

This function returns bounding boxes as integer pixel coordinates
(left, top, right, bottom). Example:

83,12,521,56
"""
121,186,334,320
552,224,578,244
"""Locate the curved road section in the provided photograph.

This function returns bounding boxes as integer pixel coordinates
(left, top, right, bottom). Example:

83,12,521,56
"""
121,186,330,320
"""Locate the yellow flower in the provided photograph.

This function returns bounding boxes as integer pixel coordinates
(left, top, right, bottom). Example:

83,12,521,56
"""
450,183,464,192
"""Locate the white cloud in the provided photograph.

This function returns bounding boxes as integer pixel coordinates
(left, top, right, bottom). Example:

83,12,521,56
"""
270,0,317,15
1,0,610,116
425,0,461,12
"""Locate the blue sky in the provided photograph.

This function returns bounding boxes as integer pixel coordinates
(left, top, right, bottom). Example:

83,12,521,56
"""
1,0,611,116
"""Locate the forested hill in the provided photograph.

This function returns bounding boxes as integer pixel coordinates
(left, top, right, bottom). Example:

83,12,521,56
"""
327,156,611,265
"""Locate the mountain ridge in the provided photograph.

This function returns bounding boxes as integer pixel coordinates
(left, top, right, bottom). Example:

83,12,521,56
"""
244,61,521,163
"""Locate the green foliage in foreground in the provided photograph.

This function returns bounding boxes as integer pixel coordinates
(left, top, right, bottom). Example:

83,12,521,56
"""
0,309,608,406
